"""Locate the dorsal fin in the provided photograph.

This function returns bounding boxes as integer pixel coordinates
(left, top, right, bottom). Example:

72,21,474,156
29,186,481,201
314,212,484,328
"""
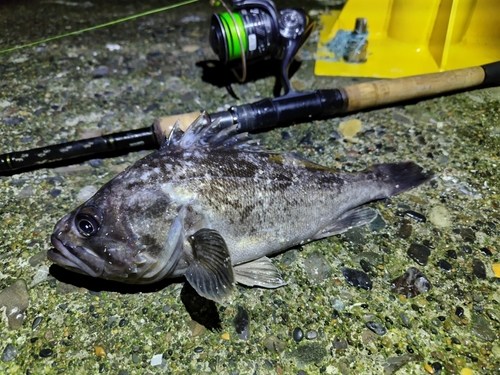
160,112,263,153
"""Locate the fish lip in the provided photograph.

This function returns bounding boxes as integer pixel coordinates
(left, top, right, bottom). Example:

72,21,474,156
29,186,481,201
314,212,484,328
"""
49,236,104,278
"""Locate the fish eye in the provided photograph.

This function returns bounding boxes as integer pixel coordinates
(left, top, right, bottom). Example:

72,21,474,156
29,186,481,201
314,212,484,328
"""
75,206,103,237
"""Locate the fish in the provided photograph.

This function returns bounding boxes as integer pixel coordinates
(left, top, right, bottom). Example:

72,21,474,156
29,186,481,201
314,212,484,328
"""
48,113,433,303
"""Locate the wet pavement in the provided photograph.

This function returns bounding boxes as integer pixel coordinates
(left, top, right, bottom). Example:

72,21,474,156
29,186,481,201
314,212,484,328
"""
1,0,499,374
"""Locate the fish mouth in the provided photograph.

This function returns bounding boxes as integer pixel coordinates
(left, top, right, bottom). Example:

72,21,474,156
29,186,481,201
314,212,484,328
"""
48,236,105,278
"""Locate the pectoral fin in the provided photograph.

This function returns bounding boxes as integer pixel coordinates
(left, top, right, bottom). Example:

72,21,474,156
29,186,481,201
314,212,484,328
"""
185,228,235,303
234,257,287,288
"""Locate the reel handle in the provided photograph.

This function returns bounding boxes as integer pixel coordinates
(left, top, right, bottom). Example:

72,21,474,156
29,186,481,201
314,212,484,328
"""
278,10,315,95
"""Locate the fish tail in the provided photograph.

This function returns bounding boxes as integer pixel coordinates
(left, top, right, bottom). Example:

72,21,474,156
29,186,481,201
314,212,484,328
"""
364,161,434,196
314,161,432,239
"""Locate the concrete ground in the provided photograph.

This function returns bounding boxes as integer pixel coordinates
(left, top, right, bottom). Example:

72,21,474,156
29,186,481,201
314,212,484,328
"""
0,0,499,374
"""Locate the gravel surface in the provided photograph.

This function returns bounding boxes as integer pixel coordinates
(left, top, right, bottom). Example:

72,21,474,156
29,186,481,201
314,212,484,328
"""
1,0,499,374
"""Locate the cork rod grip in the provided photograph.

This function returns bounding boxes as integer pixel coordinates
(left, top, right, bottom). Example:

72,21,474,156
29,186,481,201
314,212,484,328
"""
343,66,486,112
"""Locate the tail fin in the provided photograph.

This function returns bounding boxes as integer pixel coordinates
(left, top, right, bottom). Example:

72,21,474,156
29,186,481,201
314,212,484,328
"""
365,162,434,196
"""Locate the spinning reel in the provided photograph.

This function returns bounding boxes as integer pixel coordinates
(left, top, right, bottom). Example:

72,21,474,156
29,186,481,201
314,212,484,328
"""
209,0,315,96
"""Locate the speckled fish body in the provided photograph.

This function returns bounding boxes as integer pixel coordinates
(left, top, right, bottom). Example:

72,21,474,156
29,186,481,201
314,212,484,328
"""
49,114,432,303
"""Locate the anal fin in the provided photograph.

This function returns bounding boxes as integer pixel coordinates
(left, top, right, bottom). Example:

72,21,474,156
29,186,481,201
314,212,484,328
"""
234,257,287,288
185,228,235,304
314,206,377,240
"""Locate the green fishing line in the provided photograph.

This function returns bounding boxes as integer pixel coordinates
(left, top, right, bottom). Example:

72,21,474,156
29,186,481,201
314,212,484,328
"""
0,0,199,54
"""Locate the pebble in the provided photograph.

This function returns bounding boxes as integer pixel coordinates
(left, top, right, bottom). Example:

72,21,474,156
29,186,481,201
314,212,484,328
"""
479,247,493,256
332,337,348,350
446,250,457,259
424,363,434,374
88,159,103,168
303,251,332,284
94,346,106,357
393,111,413,124
281,249,298,266
50,188,61,198
460,369,474,375
471,314,496,342
432,362,443,373
343,227,366,245
397,219,413,239
472,259,486,279
9,179,29,187
0,279,30,329
437,259,452,272
221,332,230,341
150,353,163,366
3,117,25,125
34,107,46,116
233,306,250,341
92,66,110,77
404,210,426,222
369,214,386,231
293,343,327,365
458,228,475,243
360,259,372,273
119,318,128,327
1,344,17,362
28,250,48,267
390,267,432,298
17,185,34,198
146,50,163,59
341,267,373,290
399,312,411,328
53,165,92,174
492,263,500,278
181,45,200,53
56,282,79,294
39,348,53,357
263,335,286,353
485,309,500,324
77,185,98,202
357,251,381,268
32,316,43,330
339,119,362,138
455,306,465,318
293,327,304,342
305,330,318,340
366,321,387,336
407,243,431,266
30,265,50,287
330,297,345,312
429,205,452,228
281,131,291,140
329,130,342,141
383,354,420,374
144,103,159,113
188,320,206,337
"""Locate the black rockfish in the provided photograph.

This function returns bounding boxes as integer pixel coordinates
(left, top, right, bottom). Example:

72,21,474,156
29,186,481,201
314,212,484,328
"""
48,114,432,303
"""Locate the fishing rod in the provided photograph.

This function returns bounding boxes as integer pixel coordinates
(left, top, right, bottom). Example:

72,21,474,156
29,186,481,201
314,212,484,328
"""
1,60,499,174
